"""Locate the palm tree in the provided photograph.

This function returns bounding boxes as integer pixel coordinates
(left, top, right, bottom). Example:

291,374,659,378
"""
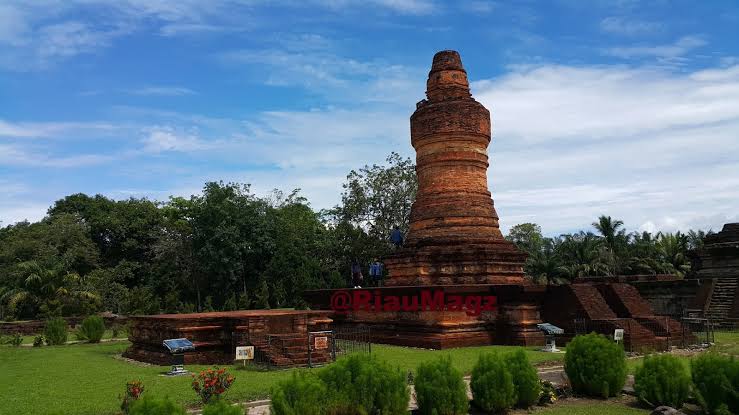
592,215,625,248
592,215,627,274
656,232,691,277
0,261,98,318
555,232,612,280
687,229,708,251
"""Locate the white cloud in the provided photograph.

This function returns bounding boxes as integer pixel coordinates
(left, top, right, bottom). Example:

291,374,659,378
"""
128,86,197,96
219,49,424,103
600,16,662,36
472,64,739,235
605,35,706,60
0,143,113,168
0,4,29,46
461,1,496,13
141,127,210,153
0,119,117,138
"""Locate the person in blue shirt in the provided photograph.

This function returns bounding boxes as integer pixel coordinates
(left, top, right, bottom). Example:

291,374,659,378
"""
369,259,384,286
391,226,404,248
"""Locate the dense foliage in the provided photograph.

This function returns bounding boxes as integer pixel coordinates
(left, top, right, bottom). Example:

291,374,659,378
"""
506,349,541,408
271,373,338,415
44,317,68,345
0,154,416,319
507,220,707,284
191,367,235,404
79,315,106,343
0,153,707,319
564,333,627,398
634,354,691,408
470,353,516,413
414,356,469,415
127,396,186,415
202,400,244,415
121,380,145,414
691,353,739,414
318,354,409,415
271,355,408,415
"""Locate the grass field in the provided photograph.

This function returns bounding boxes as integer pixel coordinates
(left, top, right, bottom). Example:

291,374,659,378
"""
1,331,735,415
0,341,564,415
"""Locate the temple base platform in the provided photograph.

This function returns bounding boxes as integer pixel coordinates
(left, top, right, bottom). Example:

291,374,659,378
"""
304,284,547,349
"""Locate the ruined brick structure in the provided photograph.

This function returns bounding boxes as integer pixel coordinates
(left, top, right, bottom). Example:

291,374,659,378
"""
124,310,333,367
384,50,526,287
306,51,545,348
691,223,739,326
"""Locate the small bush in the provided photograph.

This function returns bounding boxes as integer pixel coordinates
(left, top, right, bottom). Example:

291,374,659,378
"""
506,349,541,408
271,372,339,415
319,354,409,415
538,380,558,405
128,396,186,415
564,333,627,398
191,367,235,404
691,353,739,414
33,334,45,347
121,380,145,414
634,354,690,408
470,353,516,413
5,332,23,347
414,356,468,415
79,315,106,343
44,317,68,345
202,400,243,415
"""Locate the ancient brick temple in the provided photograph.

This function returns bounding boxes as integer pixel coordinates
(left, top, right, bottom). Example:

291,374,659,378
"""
306,51,546,348
691,223,739,326
384,51,526,287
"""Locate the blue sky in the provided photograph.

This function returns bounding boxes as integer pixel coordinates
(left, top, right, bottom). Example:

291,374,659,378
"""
1,0,738,236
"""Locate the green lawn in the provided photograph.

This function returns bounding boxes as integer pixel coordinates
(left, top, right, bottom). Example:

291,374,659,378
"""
0,341,563,415
19,329,126,345
524,399,649,414
2,331,735,415
713,330,739,355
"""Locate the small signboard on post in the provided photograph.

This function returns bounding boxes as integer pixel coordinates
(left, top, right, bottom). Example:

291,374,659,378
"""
235,346,254,361
614,329,624,344
314,336,329,350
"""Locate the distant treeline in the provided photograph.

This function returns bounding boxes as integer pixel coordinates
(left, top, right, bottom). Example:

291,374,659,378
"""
0,153,416,320
0,153,708,320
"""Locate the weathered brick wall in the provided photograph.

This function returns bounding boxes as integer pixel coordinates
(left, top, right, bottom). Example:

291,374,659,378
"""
385,50,526,287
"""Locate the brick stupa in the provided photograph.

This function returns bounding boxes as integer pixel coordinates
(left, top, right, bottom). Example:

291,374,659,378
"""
384,50,527,286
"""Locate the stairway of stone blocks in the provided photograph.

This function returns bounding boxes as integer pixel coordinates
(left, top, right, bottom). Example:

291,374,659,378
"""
705,277,738,325
250,333,331,367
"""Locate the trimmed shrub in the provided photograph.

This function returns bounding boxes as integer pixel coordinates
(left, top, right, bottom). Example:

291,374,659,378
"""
4,332,23,347
202,400,243,415
414,356,468,415
633,354,690,408
470,353,516,413
319,354,409,415
33,335,45,347
564,333,627,398
44,317,68,345
128,396,186,415
505,349,541,408
691,353,739,414
79,315,106,343
271,372,339,415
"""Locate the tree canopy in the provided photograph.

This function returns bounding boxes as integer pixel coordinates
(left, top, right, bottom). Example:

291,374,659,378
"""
0,154,710,319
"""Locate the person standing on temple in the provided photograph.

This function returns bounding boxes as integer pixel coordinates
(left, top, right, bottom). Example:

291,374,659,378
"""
369,258,384,287
351,260,363,288
391,226,404,249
